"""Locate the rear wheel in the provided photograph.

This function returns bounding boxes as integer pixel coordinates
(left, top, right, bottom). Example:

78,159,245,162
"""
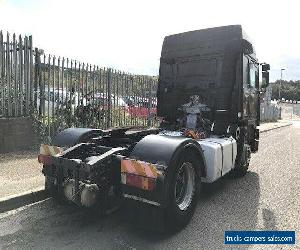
174,162,195,211
165,154,201,231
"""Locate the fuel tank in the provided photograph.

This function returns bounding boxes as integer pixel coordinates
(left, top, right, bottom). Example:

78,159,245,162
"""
197,137,237,183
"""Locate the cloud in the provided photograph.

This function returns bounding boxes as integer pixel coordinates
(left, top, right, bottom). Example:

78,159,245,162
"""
0,0,300,80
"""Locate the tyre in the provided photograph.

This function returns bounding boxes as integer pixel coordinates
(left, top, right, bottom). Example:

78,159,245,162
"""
231,143,251,177
164,153,201,231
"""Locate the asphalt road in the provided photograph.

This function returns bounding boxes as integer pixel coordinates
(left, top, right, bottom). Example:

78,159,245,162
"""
0,122,299,250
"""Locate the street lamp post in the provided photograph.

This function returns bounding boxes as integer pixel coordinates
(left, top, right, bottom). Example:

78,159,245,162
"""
279,68,285,100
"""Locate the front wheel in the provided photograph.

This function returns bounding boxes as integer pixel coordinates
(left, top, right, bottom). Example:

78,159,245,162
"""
165,154,201,231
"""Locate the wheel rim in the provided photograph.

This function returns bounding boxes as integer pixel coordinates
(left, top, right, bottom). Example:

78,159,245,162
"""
174,162,195,211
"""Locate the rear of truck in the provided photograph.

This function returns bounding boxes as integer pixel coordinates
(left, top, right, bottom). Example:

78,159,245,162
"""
39,25,270,230
38,126,209,231
38,128,166,209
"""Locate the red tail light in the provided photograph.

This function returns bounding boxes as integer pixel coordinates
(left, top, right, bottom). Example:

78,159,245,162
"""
124,173,156,191
38,154,52,165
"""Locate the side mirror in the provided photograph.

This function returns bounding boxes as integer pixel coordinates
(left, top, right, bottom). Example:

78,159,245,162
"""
262,64,270,71
262,71,269,88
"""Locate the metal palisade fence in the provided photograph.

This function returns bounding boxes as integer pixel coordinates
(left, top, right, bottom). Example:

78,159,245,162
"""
0,31,33,117
0,31,158,141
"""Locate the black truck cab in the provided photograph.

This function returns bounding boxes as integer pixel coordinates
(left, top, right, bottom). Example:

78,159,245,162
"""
157,25,269,151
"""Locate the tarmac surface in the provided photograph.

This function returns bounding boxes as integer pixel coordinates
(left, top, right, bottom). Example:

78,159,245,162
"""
0,121,299,249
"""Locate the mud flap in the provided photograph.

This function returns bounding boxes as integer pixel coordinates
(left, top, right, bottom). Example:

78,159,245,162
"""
123,199,166,232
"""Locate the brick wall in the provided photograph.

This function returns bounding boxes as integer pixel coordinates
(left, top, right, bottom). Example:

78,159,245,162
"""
0,117,38,153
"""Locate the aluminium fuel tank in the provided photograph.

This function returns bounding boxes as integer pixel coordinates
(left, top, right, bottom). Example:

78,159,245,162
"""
197,137,237,183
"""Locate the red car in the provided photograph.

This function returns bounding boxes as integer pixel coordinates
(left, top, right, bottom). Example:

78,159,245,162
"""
126,97,157,118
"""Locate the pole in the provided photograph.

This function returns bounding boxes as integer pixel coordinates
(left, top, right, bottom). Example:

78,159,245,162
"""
279,68,285,101
279,70,282,100
107,68,112,129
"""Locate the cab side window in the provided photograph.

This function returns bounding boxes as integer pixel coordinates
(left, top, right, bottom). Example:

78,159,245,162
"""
243,55,258,88
243,55,248,86
249,63,258,88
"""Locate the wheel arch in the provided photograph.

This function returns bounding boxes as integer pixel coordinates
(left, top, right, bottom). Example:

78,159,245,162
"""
52,128,103,147
130,134,207,178
180,143,207,178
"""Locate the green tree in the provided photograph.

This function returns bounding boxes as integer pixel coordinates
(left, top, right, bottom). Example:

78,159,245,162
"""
270,80,300,101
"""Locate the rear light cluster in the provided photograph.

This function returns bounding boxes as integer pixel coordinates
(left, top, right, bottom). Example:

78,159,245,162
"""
38,154,52,165
121,173,156,191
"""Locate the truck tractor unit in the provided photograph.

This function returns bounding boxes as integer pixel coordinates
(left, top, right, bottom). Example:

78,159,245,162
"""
38,25,270,230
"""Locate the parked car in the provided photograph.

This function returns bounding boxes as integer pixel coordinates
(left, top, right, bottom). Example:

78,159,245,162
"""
126,96,157,118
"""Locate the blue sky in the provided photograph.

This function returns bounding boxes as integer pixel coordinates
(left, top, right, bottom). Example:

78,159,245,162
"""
1,0,300,81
